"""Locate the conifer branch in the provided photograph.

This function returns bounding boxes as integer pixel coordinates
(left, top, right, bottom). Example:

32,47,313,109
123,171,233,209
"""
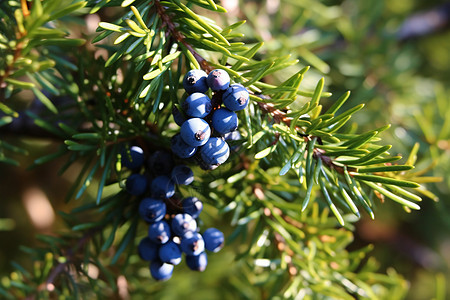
43,228,99,288
0,25,25,102
149,3,354,178
0,1,440,298
264,207,299,277
257,99,357,174
154,0,210,71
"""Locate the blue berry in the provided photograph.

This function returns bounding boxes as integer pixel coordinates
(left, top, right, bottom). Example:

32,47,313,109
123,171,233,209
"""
223,84,249,111
200,137,230,166
148,220,171,244
180,231,205,256
182,93,212,118
203,228,224,253
211,108,238,135
158,240,182,265
172,105,187,126
147,151,174,176
224,130,242,151
139,198,166,223
150,260,174,281
224,130,241,142
171,133,197,159
171,213,197,237
125,173,148,196
182,197,203,219
186,252,208,272
121,146,145,170
183,69,209,94
138,237,159,261
180,118,211,147
171,165,194,185
207,69,230,91
151,176,175,199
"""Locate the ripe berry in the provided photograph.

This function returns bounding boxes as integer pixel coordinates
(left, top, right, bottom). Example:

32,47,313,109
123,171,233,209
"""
211,108,238,135
150,260,174,281
183,69,209,94
138,237,159,261
171,165,194,185
186,252,208,272
171,133,197,159
125,173,148,196
172,106,187,126
203,228,225,253
158,240,182,265
223,130,241,142
180,231,205,256
223,83,249,111
148,220,171,244
224,130,242,151
139,198,166,223
171,213,197,237
200,137,230,166
207,69,230,91
182,93,212,118
121,146,145,170
182,197,203,219
180,118,211,147
151,176,175,199
147,151,174,176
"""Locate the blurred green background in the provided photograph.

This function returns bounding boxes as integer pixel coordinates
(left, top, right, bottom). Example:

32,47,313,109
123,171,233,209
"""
236,0,450,297
1,0,449,299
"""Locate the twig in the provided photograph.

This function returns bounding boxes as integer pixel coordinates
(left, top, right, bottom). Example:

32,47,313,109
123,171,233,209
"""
313,147,357,174
154,0,212,72
153,0,354,176
34,227,101,295
257,98,354,175
257,102,293,126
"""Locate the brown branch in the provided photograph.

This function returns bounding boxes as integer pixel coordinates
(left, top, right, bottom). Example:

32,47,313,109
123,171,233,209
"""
256,97,354,175
257,102,293,126
154,0,212,72
156,1,354,177
33,227,101,296
20,0,30,17
313,147,357,174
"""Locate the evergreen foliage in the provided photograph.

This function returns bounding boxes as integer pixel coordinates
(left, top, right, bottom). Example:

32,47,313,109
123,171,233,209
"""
0,0,447,299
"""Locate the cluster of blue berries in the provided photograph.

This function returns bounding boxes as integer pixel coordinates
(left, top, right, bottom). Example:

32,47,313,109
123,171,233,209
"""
172,69,249,170
121,145,225,281
122,146,176,197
